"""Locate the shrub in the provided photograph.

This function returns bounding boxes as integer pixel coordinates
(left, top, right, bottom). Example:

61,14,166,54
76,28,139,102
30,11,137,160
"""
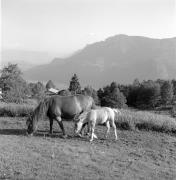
115,109,176,134
0,102,36,117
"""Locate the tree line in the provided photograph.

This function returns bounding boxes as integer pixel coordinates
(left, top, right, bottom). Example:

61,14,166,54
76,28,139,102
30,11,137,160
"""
0,63,176,110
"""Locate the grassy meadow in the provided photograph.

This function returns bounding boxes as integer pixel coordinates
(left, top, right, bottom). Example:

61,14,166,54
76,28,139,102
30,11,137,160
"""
0,117,176,179
0,101,176,179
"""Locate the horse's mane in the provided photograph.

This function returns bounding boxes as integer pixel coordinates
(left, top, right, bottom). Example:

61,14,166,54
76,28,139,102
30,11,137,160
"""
31,97,51,122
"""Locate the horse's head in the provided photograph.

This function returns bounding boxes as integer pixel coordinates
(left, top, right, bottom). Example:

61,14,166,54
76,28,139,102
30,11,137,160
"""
26,116,37,135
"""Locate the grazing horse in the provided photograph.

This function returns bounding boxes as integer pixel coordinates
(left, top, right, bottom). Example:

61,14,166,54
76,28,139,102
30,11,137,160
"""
26,94,96,137
74,107,118,142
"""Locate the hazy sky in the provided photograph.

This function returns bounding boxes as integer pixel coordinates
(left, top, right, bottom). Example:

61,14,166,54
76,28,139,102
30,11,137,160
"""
2,0,176,55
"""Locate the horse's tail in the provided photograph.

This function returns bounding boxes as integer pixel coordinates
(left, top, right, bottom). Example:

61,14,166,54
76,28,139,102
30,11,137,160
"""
113,108,122,116
90,96,97,109
33,97,51,121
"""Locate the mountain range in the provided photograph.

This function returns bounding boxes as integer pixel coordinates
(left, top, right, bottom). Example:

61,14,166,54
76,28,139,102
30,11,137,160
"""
24,34,176,88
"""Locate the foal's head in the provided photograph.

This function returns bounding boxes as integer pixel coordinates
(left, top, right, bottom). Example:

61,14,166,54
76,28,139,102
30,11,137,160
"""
74,112,87,134
74,117,84,134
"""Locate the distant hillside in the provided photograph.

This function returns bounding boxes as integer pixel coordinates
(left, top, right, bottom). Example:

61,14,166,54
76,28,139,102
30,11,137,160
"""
1,50,57,70
24,35,176,88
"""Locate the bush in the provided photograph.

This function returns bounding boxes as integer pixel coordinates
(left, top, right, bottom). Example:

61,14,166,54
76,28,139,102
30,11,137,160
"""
0,102,36,117
115,109,176,134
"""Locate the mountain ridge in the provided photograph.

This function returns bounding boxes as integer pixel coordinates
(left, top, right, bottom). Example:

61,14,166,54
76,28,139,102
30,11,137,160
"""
24,34,176,88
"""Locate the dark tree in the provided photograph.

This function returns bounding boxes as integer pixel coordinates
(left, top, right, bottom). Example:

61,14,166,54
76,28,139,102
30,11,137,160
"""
97,88,104,101
127,85,140,107
118,84,130,99
29,81,46,101
82,86,100,105
171,79,176,101
160,81,174,105
132,78,140,87
68,74,81,95
0,63,29,103
100,82,127,108
136,80,161,108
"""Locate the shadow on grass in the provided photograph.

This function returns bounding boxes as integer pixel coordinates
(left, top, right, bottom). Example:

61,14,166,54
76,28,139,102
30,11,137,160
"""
34,130,63,138
0,129,55,137
0,128,26,136
0,128,81,140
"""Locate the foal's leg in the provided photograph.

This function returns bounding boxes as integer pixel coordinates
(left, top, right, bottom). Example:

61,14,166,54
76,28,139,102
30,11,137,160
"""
90,122,95,142
111,120,118,140
55,117,67,138
93,133,98,139
79,122,88,136
105,121,110,139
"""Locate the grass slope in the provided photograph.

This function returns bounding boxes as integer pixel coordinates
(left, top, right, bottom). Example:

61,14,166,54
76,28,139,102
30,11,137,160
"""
0,117,176,180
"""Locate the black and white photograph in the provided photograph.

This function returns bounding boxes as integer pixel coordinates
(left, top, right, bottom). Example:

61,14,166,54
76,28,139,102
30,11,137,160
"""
0,0,176,179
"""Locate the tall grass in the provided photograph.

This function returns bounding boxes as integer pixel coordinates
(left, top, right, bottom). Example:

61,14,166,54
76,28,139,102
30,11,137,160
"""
1,101,176,134
0,102,37,117
116,109,176,134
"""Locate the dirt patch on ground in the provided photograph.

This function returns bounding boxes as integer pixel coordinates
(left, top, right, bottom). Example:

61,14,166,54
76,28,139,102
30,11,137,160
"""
0,117,176,180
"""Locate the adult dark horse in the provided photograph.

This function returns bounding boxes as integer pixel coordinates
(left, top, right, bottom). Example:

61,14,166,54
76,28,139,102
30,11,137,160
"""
26,94,95,137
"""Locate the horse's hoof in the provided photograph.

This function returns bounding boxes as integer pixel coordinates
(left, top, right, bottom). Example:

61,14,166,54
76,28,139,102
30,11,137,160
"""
93,134,98,139
62,135,68,139
77,133,83,138
89,139,93,142
27,133,33,137
48,133,53,137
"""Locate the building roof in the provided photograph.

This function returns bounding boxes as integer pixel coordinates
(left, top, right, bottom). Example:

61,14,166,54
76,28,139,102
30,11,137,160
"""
47,88,59,94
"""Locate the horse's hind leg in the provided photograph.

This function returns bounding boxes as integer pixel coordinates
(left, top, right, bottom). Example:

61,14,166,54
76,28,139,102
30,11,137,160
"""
49,118,53,135
55,117,67,138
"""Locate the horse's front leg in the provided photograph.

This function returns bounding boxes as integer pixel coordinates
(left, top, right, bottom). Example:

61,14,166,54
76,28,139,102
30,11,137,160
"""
55,117,67,138
49,118,53,135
